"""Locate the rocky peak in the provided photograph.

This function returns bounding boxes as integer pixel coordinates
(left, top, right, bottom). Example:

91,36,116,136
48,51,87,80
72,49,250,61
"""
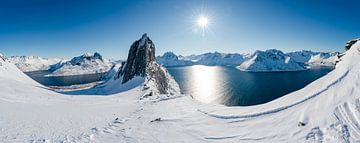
0,53,5,62
118,33,177,94
346,39,360,50
120,33,156,83
161,52,178,59
93,52,103,60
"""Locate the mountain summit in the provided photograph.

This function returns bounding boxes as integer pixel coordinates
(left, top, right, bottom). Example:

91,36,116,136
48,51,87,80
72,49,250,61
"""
120,33,156,83
91,33,180,96
117,33,179,95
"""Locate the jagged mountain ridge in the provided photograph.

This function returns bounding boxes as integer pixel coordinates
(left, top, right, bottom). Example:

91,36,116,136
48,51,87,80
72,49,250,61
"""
157,51,247,66
238,49,308,72
47,52,113,76
116,33,179,95
76,33,181,96
157,50,339,71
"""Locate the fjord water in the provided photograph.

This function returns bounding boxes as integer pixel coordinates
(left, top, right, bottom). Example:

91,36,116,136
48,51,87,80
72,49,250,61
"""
167,65,333,106
25,70,106,86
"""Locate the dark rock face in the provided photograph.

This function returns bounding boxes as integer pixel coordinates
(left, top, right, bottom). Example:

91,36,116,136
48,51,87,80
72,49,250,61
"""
120,33,156,83
0,54,5,62
119,33,170,94
345,39,360,50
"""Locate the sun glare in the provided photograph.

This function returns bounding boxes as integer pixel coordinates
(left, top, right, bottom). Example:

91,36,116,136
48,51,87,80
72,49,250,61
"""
197,16,209,28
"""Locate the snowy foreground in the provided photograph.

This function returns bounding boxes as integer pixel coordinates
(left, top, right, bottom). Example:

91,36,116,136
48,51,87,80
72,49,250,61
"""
1,41,360,142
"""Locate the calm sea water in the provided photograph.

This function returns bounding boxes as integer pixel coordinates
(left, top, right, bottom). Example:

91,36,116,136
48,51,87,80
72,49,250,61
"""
25,70,106,86
167,65,333,106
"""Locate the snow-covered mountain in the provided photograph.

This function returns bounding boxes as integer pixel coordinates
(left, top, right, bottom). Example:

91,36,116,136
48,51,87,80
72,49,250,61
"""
156,52,193,67
8,56,61,72
308,52,340,66
71,33,180,96
190,52,246,66
1,37,360,142
47,52,113,76
286,50,319,63
238,49,307,72
157,51,246,66
287,50,340,67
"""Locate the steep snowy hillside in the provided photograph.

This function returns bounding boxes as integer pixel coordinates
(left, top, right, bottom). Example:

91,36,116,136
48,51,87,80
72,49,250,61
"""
48,52,113,76
9,56,61,72
156,52,192,67
1,38,360,143
238,49,307,72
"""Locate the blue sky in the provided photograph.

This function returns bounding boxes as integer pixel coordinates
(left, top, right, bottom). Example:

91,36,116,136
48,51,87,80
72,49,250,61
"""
0,0,358,59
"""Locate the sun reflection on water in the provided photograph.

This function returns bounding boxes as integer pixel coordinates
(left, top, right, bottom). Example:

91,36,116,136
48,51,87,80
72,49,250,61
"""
188,65,223,104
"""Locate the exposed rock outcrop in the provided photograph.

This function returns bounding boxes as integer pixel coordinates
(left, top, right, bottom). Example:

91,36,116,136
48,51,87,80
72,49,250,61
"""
345,39,360,50
120,33,156,83
117,33,179,95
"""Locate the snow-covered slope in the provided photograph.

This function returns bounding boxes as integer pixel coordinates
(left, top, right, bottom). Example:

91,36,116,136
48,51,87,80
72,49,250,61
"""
238,49,307,72
48,52,113,76
9,56,61,72
308,52,340,66
157,52,246,66
1,38,360,142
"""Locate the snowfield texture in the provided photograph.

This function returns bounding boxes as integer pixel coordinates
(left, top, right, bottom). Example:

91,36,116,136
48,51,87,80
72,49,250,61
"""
0,40,357,142
47,52,113,76
238,49,308,72
9,56,61,72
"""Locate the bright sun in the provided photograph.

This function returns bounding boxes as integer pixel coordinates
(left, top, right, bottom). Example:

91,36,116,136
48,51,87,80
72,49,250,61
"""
197,16,209,28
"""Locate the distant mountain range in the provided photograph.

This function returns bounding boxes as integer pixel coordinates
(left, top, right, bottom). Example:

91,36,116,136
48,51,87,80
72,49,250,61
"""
9,49,340,74
9,56,61,72
9,53,113,76
157,50,340,72
47,52,113,76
